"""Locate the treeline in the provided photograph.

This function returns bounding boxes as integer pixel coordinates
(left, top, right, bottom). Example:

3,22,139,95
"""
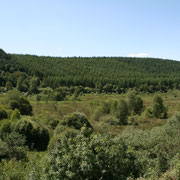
0,49,23,88
1,49,180,94
13,54,180,92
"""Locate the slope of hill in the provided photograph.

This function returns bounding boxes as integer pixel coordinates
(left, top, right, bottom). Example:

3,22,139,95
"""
12,54,180,92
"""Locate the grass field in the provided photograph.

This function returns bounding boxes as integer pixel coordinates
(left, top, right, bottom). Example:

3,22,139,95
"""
30,90,180,135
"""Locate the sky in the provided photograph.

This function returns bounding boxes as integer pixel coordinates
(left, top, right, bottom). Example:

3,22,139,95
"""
0,0,180,60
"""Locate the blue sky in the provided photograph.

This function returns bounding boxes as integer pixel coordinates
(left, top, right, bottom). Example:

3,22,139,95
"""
0,0,180,60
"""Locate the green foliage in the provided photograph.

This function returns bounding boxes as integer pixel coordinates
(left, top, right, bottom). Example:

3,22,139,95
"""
115,99,129,125
15,116,50,151
13,54,180,92
51,88,66,101
121,113,180,178
72,87,80,100
0,49,9,59
103,83,113,93
9,97,32,116
101,115,119,125
0,121,13,136
10,109,21,121
5,81,13,91
126,91,144,115
149,95,168,118
4,90,21,102
0,108,7,120
29,77,39,94
0,48,180,179
59,112,93,130
49,126,79,150
54,124,78,136
16,76,29,92
0,131,27,160
0,159,26,180
102,100,112,114
3,90,32,115
44,128,138,180
1,49,180,94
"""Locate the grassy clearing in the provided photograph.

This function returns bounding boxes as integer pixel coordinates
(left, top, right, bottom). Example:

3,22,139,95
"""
30,91,180,135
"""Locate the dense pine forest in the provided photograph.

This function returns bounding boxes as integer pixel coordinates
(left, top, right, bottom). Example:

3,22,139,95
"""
0,49,180,179
0,48,180,93
13,53,180,92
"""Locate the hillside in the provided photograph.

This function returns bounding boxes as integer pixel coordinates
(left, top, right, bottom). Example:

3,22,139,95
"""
12,54,180,92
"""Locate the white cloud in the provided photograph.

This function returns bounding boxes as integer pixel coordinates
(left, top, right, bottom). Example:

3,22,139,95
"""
128,53,149,57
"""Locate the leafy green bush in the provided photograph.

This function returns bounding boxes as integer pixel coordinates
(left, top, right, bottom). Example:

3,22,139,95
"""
10,97,32,115
3,90,32,116
126,91,144,115
115,99,129,125
59,112,93,130
0,121,13,137
0,159,26,180
54,124,78,136
43,128,139,180
150,95,168,118
0,131,27,160
121,113,180,178
15,117,50,151
49,126,79,150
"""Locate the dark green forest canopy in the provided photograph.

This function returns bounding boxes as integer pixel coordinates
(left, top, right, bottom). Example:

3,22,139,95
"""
12,54,180,89
1,48,180,91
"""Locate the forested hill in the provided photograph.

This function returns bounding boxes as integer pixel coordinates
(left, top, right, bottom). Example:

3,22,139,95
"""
12,54,180,92
1,48,180,93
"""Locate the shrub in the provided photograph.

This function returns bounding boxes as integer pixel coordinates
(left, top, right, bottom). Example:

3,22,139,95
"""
151,95,167,118
0,131,27,160
15,117,50,151
102,100,112,114
115,99,129,125
49,126,79,150
0,121,13,137
59,112,93,130
3,90,32,116
126,91,144,115
43,129,139,180
0,108,8,120
54,124,78,136
121,113,180,178
10,97,32,115
5,90,21,103
0,159,26,179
